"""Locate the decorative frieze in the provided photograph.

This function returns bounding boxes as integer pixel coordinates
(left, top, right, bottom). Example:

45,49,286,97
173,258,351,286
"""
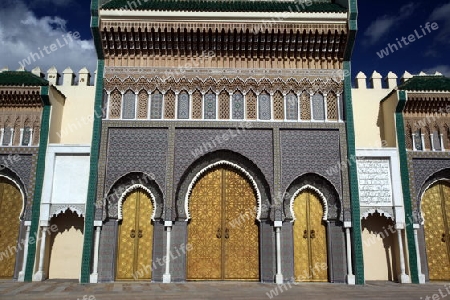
103,74,343,95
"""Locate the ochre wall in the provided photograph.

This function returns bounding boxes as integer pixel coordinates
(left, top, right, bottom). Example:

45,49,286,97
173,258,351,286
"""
56,85,96,144
48,87,65,144
48,211,84,279
351,88,393,148
361,214,398,281
380,93,399,148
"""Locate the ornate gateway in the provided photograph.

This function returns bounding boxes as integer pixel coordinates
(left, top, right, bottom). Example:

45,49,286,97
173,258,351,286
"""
116,190,154,280
187,167,259,280
293,190,328,282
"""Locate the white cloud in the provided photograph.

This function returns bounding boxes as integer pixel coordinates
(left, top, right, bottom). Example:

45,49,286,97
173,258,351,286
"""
363,3,417,45
0,1,97,79
422,65,450,77
429,2,450,44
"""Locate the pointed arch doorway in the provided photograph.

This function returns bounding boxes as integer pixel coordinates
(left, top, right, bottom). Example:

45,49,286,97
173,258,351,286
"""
422,181,450,280
187,167,259,280
116,189,154,280
292,189,328,282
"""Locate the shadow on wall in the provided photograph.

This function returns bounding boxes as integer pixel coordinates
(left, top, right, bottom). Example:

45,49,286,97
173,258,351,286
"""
361,212,398,282
48,209,84,279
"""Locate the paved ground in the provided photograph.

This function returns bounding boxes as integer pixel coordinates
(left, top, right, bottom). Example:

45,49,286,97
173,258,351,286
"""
0,281,449,300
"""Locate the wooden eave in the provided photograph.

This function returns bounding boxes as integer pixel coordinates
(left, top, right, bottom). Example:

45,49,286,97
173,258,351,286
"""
0,86,44,108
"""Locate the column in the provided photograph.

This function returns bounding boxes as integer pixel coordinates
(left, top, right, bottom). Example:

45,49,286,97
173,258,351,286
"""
106,91,111,120
90,221,102,283
19,128,24,146
337,94,342,122
431,133,436,151
29,129,34,146
134,91,138,119
274,221,283,284
440,134,445,151
163,221,172,283
395,224,410,283
344,222,355,285
413,224,426,283
18,221,31,282
119,91,124,120
33,224,49,281
0,128,4,145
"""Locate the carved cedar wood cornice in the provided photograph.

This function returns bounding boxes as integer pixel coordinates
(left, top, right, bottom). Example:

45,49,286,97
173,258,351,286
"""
100,21,347,59
404,95,450,114
0,88,43,108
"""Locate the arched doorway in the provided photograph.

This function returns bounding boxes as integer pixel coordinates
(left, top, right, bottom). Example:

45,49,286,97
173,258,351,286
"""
422,181,450,280
292,190,328,282
0,177,22,278
48,209,84,279
187,167,259,280
361,212,397,281
116,189,154,280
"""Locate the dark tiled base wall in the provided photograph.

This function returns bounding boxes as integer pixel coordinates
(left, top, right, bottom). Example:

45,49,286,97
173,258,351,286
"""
97,219,347,282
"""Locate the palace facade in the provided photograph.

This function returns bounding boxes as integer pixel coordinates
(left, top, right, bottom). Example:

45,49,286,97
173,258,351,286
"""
0,0,449,285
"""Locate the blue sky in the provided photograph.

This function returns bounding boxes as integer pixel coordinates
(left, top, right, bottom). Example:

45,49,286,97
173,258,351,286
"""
0,0,449,83
354,0,450,80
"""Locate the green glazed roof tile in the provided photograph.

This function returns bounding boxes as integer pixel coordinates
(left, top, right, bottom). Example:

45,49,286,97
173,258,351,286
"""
398,75,450,92
102,0,346,13
0,71,49,87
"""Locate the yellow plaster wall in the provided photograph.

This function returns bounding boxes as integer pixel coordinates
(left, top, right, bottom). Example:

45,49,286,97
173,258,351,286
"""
47,87,65,144
48,212,84,279
361,214,398,281
55,85,96,144
380,93,399,148
351,88,393,148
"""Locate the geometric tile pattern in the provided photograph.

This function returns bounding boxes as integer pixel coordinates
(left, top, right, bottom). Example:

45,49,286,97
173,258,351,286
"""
0,150,37,220
280,130,342,198
410,154,450,214
105,128,168,198
174,128,274,195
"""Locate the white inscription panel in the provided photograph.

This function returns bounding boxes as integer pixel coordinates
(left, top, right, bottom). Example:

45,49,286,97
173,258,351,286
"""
356,158,393,206
52,154,90,204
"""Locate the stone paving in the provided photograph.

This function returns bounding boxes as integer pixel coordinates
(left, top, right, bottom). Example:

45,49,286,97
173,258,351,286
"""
0,281,449,300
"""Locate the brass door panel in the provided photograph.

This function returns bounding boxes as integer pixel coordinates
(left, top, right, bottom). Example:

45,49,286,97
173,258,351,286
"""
187,169,223,280
293,190,327,282
422,182,450,280
187,168,259,280
116,190,153,280
293,192,309,281
308,192,327,281
0,180,22,278
223,169,259,280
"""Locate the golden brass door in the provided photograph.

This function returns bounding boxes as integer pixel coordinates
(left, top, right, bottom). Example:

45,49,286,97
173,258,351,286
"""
116,190,153,280
293,190,328,282
187,167,259,280
422,182,450,280
0,179,22,278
